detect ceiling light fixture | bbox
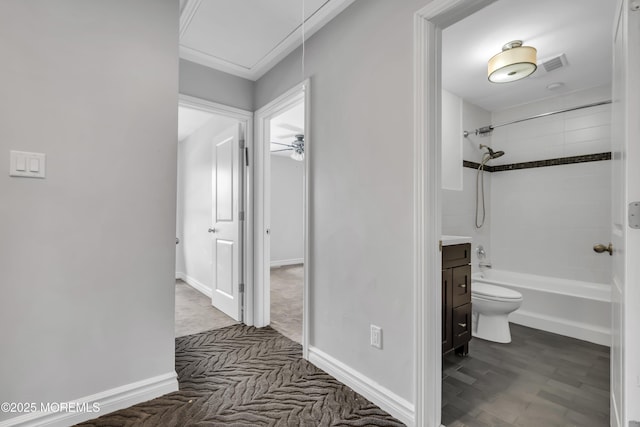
[488,40,537,83]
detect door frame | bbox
[254,80,310,359]
[178,94,255,324]
[414,1,638,426]
[412,1,500,426]
[612,1,640,425]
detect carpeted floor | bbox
[270,264,303,343]
[78,324,404,427]
[175,280,238,337]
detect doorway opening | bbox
[268,102,305,343]
[414,1,622,426]
[175,95,254,336]
[254,81,310,356]
[438,1,614,424]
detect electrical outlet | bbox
[370,325,382,349]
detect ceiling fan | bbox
[271,134,304,161]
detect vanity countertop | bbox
[441,235,472,246]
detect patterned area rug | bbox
[78,325,404,426]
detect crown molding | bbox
[179,0,203,39]
[179,0,356,81]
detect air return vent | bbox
[538,53,568,73]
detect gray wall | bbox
[0,0,178,421]
[180,59,254,111]
[256,0,431,401]
[270,155,304,265]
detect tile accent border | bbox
[463,152,611,173]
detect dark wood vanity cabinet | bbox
[442,243,472,356]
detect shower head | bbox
[479,144,505,159]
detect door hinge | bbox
[239,211,245,221]
[239,283,244,293]
[629,202,640,229]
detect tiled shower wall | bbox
[490,85,612,284]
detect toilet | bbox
[471,282,523,343]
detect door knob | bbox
[593,243,613,256]
[208,227,217,233]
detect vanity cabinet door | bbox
[442,242,472,356]
[452,265,471,307]
[452,304,471,348]
[442,269,453,353]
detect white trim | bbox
[179,0,202,39]
[179,95,253,121]
[270,258,304,268]
[412,7,440,427]
[413,2,495,426]
[302,81,311,361]
[179,46,255,80]
[308,346,415,427]
[178,0,356,81]
[509,310,611,347]
[176,272,212,298]
[177,94,255,325]
[0,372,177,427]
[254,81,310,360]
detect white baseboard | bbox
[0,372,178,427]
[176,272,212,298]
[510,310,611,347]
[270,258,304,268]
[307,346,414,427]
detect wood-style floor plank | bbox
[442,323,610,427]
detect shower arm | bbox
[462,100,612,137]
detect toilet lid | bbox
[472,282,522,300]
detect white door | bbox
[211,123,244,321]
[611,1,640,425]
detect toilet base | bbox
[472,312,512,343]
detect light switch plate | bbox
[10,151,46,178]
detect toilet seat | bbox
[472,282,523,301]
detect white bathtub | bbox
[473,269,611,346]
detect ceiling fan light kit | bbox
[270,134,305,161]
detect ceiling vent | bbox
[538,53,568,73]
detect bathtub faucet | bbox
[479,261,492,269]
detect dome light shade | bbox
[488,40,537,83]
[290,150,304,161]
